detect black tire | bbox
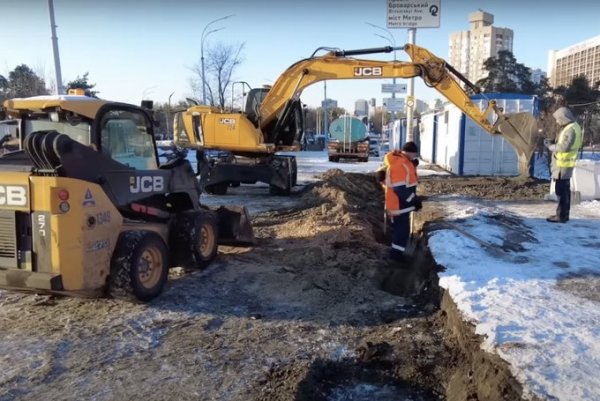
[290,157,297,187]
[205,182,228,195]
[171,211,219,269]
[189,211,219,268]
[269,173,292,196]
[108,231,169,302]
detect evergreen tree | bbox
[66,73,99,97]
[6,65,48,98]
[475,50,536,94]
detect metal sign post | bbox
[381,83,407,93]
[387,0,441,29]
[387,0,441,142]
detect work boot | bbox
[546,215,567,223]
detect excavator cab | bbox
[245,87,269,127]
[245,87,304,148]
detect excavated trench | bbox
[254,242,524,401]
[248,170,542,401]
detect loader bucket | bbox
[495,112,540,159]
[214,205,255,246]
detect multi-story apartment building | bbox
[530,68,547,85]
[449,10,514,84]
[354,99,368,117]
[548,35,600,88]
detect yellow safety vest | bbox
[556,122,582,168]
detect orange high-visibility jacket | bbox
[381,152,418,216]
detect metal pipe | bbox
[406,28,416,142]
[48,0,63,95]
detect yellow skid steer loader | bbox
[0,91,253,301]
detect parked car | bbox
[368,137,381,157]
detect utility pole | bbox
[167,92,175,138]
[48,0,64,95]
[406,28,416,142]
[323,81,328,143]
[201,14,234,105]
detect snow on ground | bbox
[428,198,600,401]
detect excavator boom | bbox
[258,43,538,159]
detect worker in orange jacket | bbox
[376,141,422,262]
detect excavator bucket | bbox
[214,205,255,246]
[495,112,540,159]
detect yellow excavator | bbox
[0,91,253,301]
[173,44,538,194]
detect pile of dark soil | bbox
[419,175,550,200]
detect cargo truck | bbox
[327,116,369,162]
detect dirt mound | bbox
[419,175,549,200]
[252,168,387,254]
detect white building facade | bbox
[548,35,600,88]
[449,10,514,84]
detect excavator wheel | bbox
[269,173,292,196]
[205,182,228,195]
[291,157,298,187]
[172,211,219,269]
[108,231,169,302]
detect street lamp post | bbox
[167,91,174,138]
[48,0,64,95]
[366,22,398,127]
[201,14,234,105]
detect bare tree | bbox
[190,42,245,109]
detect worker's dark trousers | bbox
[390,213,410,261]
[555,178,571,221]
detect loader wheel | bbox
[108,231,169,302]
[190,212,219,268]
[172,211,219,269]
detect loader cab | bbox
[2,99,159,170]
[14,102,159,170]
[95,107,158,170]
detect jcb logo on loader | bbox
[354,67,382,76]
[129,176,164,194]
[0,185,27,206]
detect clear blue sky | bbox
[2,0,600,112]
